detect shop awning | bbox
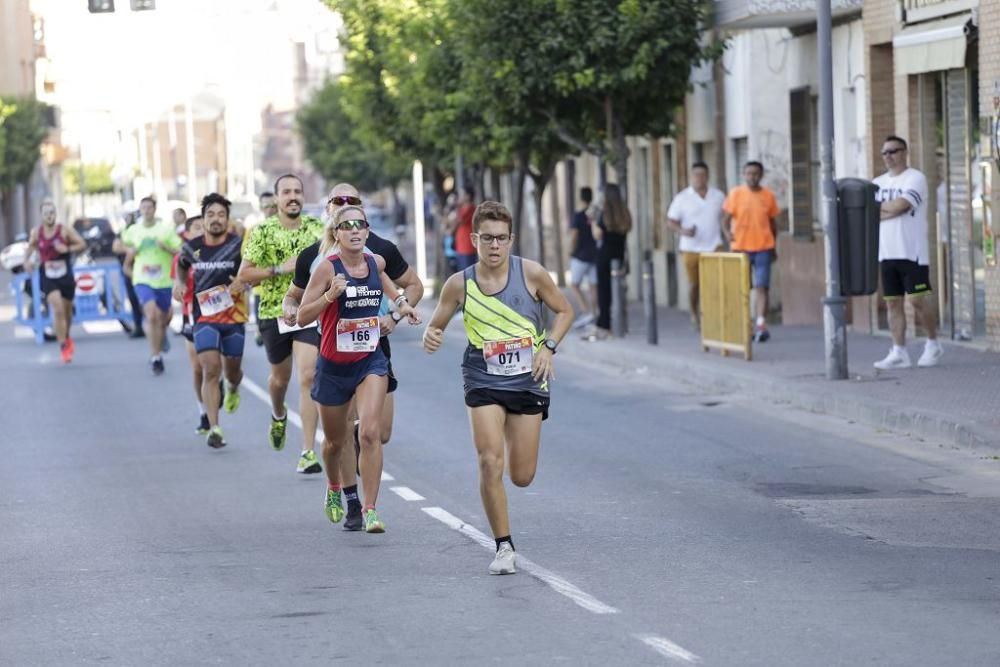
[893,14,972,75]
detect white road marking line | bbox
[422,507,620,615]
[634,634,702,664]
[381,471,395,481]
[14,326,34,339]
[81,320,124,335]
[0,305,17,323]
[390,486,424,501]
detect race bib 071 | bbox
[336,316,379,353]
[44,261,67,280]
[483,337,533,376]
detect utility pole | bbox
[818,0,848,379]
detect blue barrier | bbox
[12,262,132,345]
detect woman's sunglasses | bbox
[335,219,370,231]
[328,195,363,207]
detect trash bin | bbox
[836,177,880,297]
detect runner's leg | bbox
[379,392,395,445]
[468,404,510,539]
[222,354,243,393]
[318,405,350,490]
[268,356,293,417]
[504,413,543,488]
[144,301,162,356]
[46,290,67,343]
[293,340,319,454]
[355,373,389,510]
[199,349,223,427]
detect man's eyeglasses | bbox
[328,195,362,207]
[475,233,511,246]
[335,219,369,231]
[881,148,905,156]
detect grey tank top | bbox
[461,256,548,396]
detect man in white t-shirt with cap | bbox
[667,161,725,329]
[872,135,943,369]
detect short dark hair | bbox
[201,192,232,217]
[259,191,275,201]
[472,200,513,234]
[691,161,709,173]
[140,196,156,208]
[884,135,908,150]
[184,215,202,231]
[744,160,765,172]
[463,184,475,199]
[273,173,303,194]
[580,186,593,204]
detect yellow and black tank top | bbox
[461,256,548,396]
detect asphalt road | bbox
[3,316,1000,666]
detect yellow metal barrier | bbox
[699,252,752,361]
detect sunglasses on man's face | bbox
[335,219,369,231]
[328,195,362,207]
[881,148,905,156]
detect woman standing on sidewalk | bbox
[586,183,632,341]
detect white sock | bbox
[756,316,765,327]
[926,339,940,350]
[892,345,906,354]
[197,401,206,416]
[272,411,286,421]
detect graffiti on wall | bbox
[757,128,790,206]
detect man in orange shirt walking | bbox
[723,161,780,342]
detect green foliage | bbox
[64,161,115,195]
[297,77,409,192]
[0,97,48,189]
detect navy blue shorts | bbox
[135,284,173,312]
[745,250,774,289]
[311,350,389,407]
[194,322,246,357]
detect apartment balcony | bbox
[714,0,863,30]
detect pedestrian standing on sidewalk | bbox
[586,183,631,342]
[667,162,725,329]
[568,186,598,328]
[450,186,478,271]
[872,135,942,369]
[722,161,780,342]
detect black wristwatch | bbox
[543,339,558,354]
[391,311,404,324]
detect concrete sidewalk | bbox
[558,302,1000,450]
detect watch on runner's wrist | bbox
[543,339,558,354]
[391,311,404,323]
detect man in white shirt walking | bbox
[872,135,943,369]
[666,162,725,328]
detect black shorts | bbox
[386,359,398,394]
[465,388,549,421]
[881,260,932,298]
[40,275,75,301]
[258,318,320,364]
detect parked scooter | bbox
[1,233,57,341]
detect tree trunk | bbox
[472,162,485,202]
[512,155,528,257]
[605,95,630,199]
[530,177,546,265]
[549,164,565,287]
[489,168,502,201]
[431,164,449,297]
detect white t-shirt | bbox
[873,167,929,264]
[666,186,725,253]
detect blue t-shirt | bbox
[570,210,597,263]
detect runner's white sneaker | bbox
[873,347,912,370]
[917,340,943,368]
[489,543,516,575]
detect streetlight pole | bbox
[819,0,848,379]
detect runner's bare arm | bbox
[394,266,425,307]
[722,212,733,242]
[236,258,279,287]
[525,259,574,382]
[298,259,342,327]
[422,272,464,353]
[173,262,190,301]
[64,226,87,254]
[282,284,304,326]
[123,247,136,278]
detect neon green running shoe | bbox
[269,411,287,451]
[363,508,385,534]
[297,450,322,474]
[325,488,345,524]
[206,425,226,449]
[223,387,241,414]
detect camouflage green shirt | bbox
[242,215,324,319]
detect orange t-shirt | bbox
[723,185,779,252]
